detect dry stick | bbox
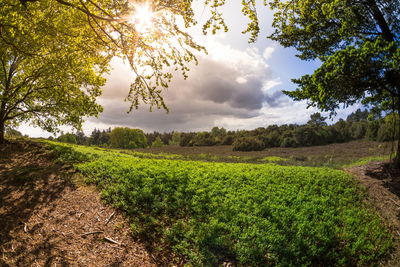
[104,237,122,246]
[105,211,116,225]
[389,197,400,207]
[81,231,104,237]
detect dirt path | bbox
[346,162,400,266]
[0,141,156,266]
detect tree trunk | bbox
[0,120,5,144]
[394,99,400,168]
[395,138,400,168]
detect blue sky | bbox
[19,1,359,137]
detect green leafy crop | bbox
[51,142,393,266]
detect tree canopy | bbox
[261,0,400,113]
[0,0,211,142]
[0,1,108,142]
[267,0,399,162]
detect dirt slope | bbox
[346,163,400,266]
[0,141,156,266]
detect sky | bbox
[19,1,360,137]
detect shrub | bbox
[57,133,77,144]
[233,137,264,151]
[109,127,147,149]
[152,136,164,147]
[280,137,298,147]
[192,132,216,146]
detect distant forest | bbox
[13,109,397,152]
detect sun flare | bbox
[130,4,154,34]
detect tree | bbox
[151,136,164,147]
[169,131,181,146]
[109,127,147,149]
[1,0,209,143]
[0,1,109,143]
[266,0,399,163]
[308,113,327,127]
[57,133,77,144]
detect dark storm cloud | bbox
[89,47,286,131]
[264,90,289,108]
[190,58,267,110]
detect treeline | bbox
[54,109,399,151]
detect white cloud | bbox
[263,46,275,60]
[236,77,247,84]
[263,79,282,91]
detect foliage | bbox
[66,110,395,152]
[233,136,264,151]
[0,1,109,143]
[268,0,400,161]
[89,128,111,146]
[192,132,216,146]
[307,112,327,127]
[109,127,147,149]
[169,131,181,146]
[51,143,393,266]
[151,136,164,148]
[5,128,22,138]
[46,142,89,163]
[377,113,400,142]
[57,133,77,144]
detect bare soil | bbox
[0,141,156,266]
[346,162,400,266]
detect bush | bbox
[179,132,196,146]
[192,132,216,146]
[233,137,264,151]
[151,136,164,147]
[57,133,77,144]
[377,114,399,142]
[280,137,298,147]
[109,127,147,149]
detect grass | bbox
[44,140,394,266]
[343,154,394,168]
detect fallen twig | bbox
[105,211,116,225]
[81,231,103,237]
[389,197,400,207]
[104,237,122,246]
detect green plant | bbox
[233,137,264,151]
[54,142,394,266]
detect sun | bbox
[129,4,155,34]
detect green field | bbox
[47,141,393,266]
